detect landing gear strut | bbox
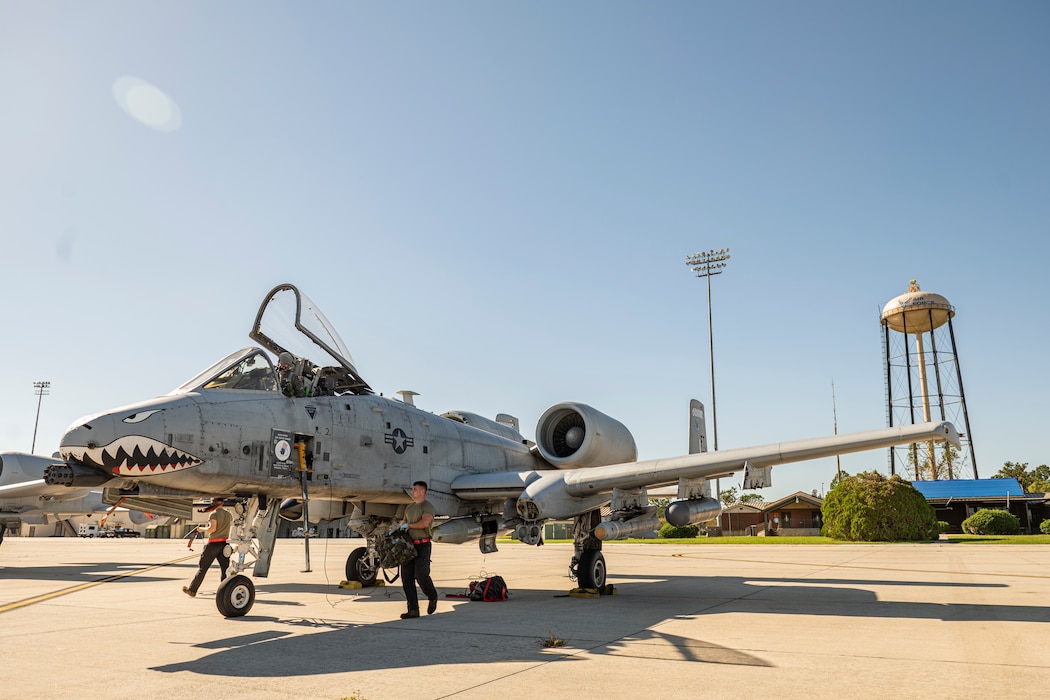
[569,509,607,590]
[345,544,380,586]
[209,495,280,618]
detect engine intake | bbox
[535,402,637,469]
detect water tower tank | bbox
[880,280,955,333]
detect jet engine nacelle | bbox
[664,497,722,527]
[535,402,637,469]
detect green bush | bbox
[937,521,950,534]
[961,509,1020,535]
[1040,519,1050,535]
[821,471,938,541]
[659,522,699,538]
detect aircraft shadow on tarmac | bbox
[0,559,200,584]
[150,574,1044,678]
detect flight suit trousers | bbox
[188,540,230,594]
[401,541,437,611]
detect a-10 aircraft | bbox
[46,283,959,617]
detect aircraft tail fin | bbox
[689,399,707,455]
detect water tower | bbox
[880,280,976,480]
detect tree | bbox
[719,487,737,507]
[650,497,672,520]
[830,470,850,489]
[821,471,938,541]
[1028,464,1050,493]
[938,444,959,480]
[907,443,921,480]
[992,462,1050,493]
[739,492,763,503]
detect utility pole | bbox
[832,379,842,482]
[32,381,51,453]
[685,249,730,451]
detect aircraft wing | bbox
[451,420,960,520]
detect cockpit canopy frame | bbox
[250,283,373,395]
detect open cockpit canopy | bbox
[250,283,372,395]
[169,285,373,396]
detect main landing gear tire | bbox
[346,546,379,586]
[216,574,255,617]
[577,549,607,590]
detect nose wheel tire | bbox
[577,549,606,589]
[216,574,256,617]
[345,546,379,586]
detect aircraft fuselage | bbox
[59,388,543,517]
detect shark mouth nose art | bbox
[64,436,203,476]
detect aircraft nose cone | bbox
[61,422,95,451]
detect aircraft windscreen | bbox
[202,352,279,391]
[170,348,277,393]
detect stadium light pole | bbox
[31,380,51,454]
[685,249,730,452]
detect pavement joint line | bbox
[671,552,1050,579]
[0,554,198,614]
[432,636,603,700]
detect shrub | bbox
[659,522,699,538]
[961,509,1020,535]
[821,471,938,541]
[937,521,950,535]
[1040,519,1050,536]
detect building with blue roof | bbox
[911,478,1046,533]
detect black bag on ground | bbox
[469,575,508,601]
[377,529,416,570]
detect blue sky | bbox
[2,1,1047,499]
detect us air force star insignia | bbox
[384,428,414,454]
[275,439,292,462]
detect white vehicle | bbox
[78,523,98,537]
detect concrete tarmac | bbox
[1,538,1048,699]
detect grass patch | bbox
[541,631,566,648]
[501,534,1050,545]
[505,536,849,544]
[946,534,1050,544]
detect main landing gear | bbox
[209,495,281,618]
[569,509,607,590]
[345,544,381,586]
[216,575,256,617]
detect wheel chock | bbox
[339,580,363,589]
[569,587,600,598]
[568,585,617,598]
